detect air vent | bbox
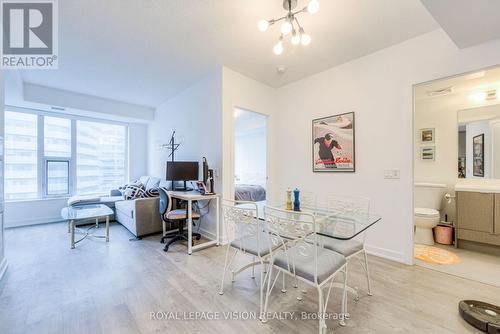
[486,90,497,101]
[51,106,66,111]
[426,86,454,97]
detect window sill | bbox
[5,197,71,204]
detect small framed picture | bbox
[420,128,435,143]
[421,146,435,161]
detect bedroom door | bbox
[234,108,267,202]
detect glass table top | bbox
[236,201,381,240]
[61,204,113,220]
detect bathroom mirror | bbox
[458,104,500,178]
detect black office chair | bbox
[158,187,202,252]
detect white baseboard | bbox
[5,216,64,228]
[364,244,409,265]
[199,227,217,242]
[0,257,8,281]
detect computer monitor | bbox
[166,161,199,191]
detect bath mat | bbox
[414,245,460,265]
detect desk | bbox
[168,191,220,255]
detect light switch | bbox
[384,169,400,179]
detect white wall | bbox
[274,29,500,264]
[129,123,149,181]
[0,70,6,280]
[148,70,223,239]
[221,67,278,207]
[466,121,491,178]
[414,97,460,221]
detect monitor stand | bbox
[173,181,193,192]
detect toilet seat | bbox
[414,207,440,218]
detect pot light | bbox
[258,20,269,32]
[469,92,487,103]
[308,0,320,14]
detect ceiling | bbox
[15,0,440,108]
[421,0,500,49]
[414,65,500,112]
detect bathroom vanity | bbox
[456,180,500,247]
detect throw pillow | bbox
[123,183,145,200]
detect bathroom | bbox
[414,66,500,286]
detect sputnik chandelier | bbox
[258,0,320,55]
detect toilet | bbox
[414,183,447,245]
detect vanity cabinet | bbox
[456,191,500,246]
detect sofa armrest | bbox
[110,189,122,196]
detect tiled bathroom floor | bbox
[415,244,500,287]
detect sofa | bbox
[113,176,164,238]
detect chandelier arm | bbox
[294,16,303,30]
[292,6,308,16]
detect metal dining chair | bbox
[316,195,372,325]
[262,205,348,334]
[218,199,280,319]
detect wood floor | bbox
[1,222,498,334]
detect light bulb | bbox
[281,20,292,35]
[291,30,301,45]
[273,41,284,55]
[258,20,269,32]
[308,0,320,14]
[301,33,311,46]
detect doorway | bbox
[233,108,267,202]
[413,65,500,286]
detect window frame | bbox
[5,106,130,202]
[43,158,71,198]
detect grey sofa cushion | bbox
[319,237,363,257]
[273,245,346,284]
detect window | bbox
[46,160,70,195]
[77,121,126,195]
[4,108,128,201]
[5,111,38,200]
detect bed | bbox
[235,184,266,202]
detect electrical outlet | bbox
[384,169,400,179]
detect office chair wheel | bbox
[163,245,169,252]
[196,235,201,240]
[160,237,166,244]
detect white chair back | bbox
[222,199,262,253]
[327,195,370,216]
[264,205,321,282]
[300,191,317,210]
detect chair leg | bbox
[251,256,256,279]
[340,265,348,326]
[219,245,231,295]
[317,286,327,334]
[259,260,265,320]
[261,264,274,323]
[281,271,286,293]
[362,249,373,296]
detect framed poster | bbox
[420,146,435,161]
[473,134,484,177]
[312,112,355,172]
[420,128,435,143]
